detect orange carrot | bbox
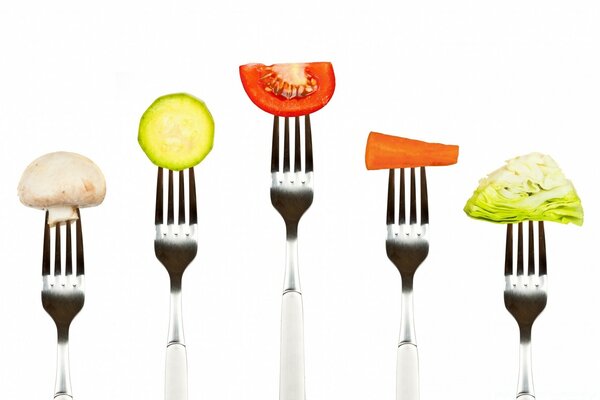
[365,132,459,170]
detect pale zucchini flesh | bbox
[138,93,214,171]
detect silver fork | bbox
[154,167,198,400]
[270,115,314,400]
[385,168,429,400]
[504,221,548,400]
[41,209,85,400]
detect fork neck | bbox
[55,329,73,397]
[400,274,414,292]
[398,274,416,345]
[169,273,183,292]
[517,326,535,397]
[285,223,298,240]
[56,325,70,343]
[283,224,301,294]
[519,324,532,343]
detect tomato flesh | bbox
[262,63,318,100]
[240,62,335,117]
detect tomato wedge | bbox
[239,62,335,117]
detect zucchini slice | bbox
[138,93,214,170]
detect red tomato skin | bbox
[239,62,335,117]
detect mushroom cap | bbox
[18,151,106,224]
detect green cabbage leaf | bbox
[464,153,583,225]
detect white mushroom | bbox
[18,151,106,226]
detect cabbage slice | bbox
[464,152,583,225]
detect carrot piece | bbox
[365,132,459,170]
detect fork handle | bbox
[165,343,188,400]
[280,291,305,400]
[517,395,535,400]
[55,395,72,400]
[396,343,419,400]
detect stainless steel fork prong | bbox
[399,169,406,224]
[504,221,548,400]
[167,170,175,224]
[271,116,280,173]
[75,210,84,276]
[188,168,197,225]
[42,212,51,275]
[409,168,417,224]
[65,220,73,275]
[54,221,61,275]
[517,222,524,275]
[386,167,429,400]
[294,117,301,173]
[271,115,314,400]
[154,167,198,400]
[538,222,547,276]
[156,167,164,225]
[505,222,513,276]
[419,168,428,224]
[178,171,185,224]
[283,117,290,172]
[304,115,313,173]
[386,169,395,225]
[41,210,85,400]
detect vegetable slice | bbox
[239,62,335,117]
[18,151,106,226]
[138,93,214,171]
[365,132,459,170]
[464,152,583,225]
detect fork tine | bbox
[304,114,313,173]
[76,209,84,276]
[189,167,198,225]
[516,222,524,275]
[42,211,51,276]
[155,167,164,225]
[386,169,395,224]
[271,116,279,173]
[420,167,429,225]
[178,170,185,225]
[54,222,61,276]
[409,168,417,224]
[65,220,73,275]
[504,223,513,276]
[294,116,301,172]
[528,221,535,276]
[538,221,547,276]
[283,117,290,172]
[399,169,406,225]
[167,170,174,225]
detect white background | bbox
[0,0,598,399]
